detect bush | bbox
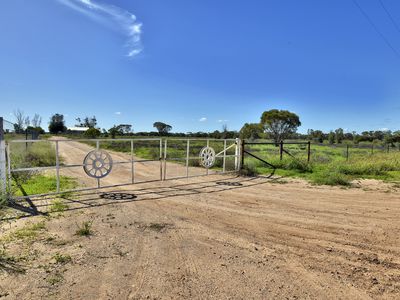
[84,128,101,139]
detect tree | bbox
[260,109,301,143]
[49,114,67,134]
[153,122,172,135]
[84,127,101,138]
[32,114,42,128]
[13,109,26,133]
[308,129,324,143]
[335,128,344,144]
[117,124,132,135]
[75,116,97,128]
[239,123,263,140]
[328,131,335,144]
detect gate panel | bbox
[164,138,241,180]
[6,137,240,199]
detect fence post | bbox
[239,139,244,171]
[0,117,6,196]
[307,141,311,163]
[279,141,283,161]
[346,144,349,161]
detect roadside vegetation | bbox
[243,143,400,186]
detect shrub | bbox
[84,128,101,139]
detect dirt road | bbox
[1,139,400,299]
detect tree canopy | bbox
[75,116,97,128]
[260,109,301,143]
[48,113,67,134]
[153,122,172,135]
[239,123,263,140]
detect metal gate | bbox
[1,136,241,200]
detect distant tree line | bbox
[305,129,400,145]
[12,110,399,144]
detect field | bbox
[242,142,400,185]
[1,137,400,299]
[1,139,400,299]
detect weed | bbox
[46,271,63,285]
[75,221,93,236]
[3,221,46,242]
[310,170,351,186]
[49,199,69,213]
[52,253,72,265]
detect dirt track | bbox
[1,139,400,299]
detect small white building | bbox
[67,127,89,133]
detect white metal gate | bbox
[2,136,241,200]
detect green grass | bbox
[2,221,46,242]
[49,199,69,213]
[13,175,77,196]
[5,138,79,198]
[243,143,400,186]
[75,221,93,236]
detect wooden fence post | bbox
[346,144,349,161]
[279,141,283,161]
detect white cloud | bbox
[199,117,207,122]
[217,119,228,123]
[115,112,121,115]
[57,0,143,57]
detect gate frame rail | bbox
[4,137,242,200]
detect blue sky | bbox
[1,0,400,133]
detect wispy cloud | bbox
[217,119,228,123]
[56,0,143,57]
[114,111,121,115]
[199,117,207,122]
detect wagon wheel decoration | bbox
[83,150,113,179]
[199,146,216,168]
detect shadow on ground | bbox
[2,175,286,221]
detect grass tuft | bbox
[75,221,93,237]
[52,253,72,265]
[49,199,69,213]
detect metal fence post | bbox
[186,139,190,177]
[222,139,227,173]
[346,144,349,161]
[307,141,311,163]
[159,139,163,181]
[206,139,209,175]
[235,138,244,171]
[55,141,60,193]
[239,139,244,170]
[0,117,6,196]
[131,140,135,184]
[163,139,167,181]
[279,141,283,160]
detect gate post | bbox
[0,117,7,196]
[235,138,241,171]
